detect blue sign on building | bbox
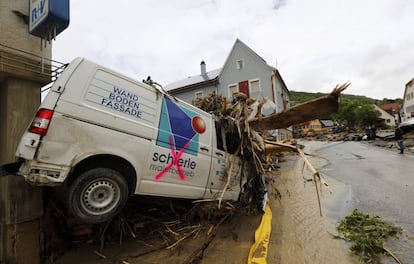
[29,0,70,39]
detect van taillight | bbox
[29,109,54,136]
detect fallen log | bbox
[249,83,349,131]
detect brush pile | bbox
[192,83,349,208]
[337,209,402,263]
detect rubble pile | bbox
[303,131,414,154]
[369,131,414,153]
[194,84,349,201]
[189,84,348,217]
[42,193,238,263]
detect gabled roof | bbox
[379,102,399,114]
[406,78,414,87]
[223,39,290,97]
[320,120,334,127]
[165,68,221,93]
[165,39,283,94]
[221,38,275,73]
[373,104,394,120]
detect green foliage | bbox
[355,103,381,128]
[289,91,377,106]
[333,99,359,129]
[331,98,381,130]
[376,98,403,105]
[289,91,327,106]
[337,209,402,263]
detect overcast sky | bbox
[53,0,414,100]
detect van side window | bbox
[216,124,224,151]
[215,123,239,154]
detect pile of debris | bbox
[368,131,414,153]
[195,83,348,191]
[42,192,239,263]
[303,130,414,154]
[190,84,349,217]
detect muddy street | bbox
[53,140,414,264]
[55,152,356,264]
[265,154,354,264]
[304,141,414,263]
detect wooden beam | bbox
[249,83,350,131]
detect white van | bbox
[15,58,248,223]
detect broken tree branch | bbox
[297,148,325,217]
[263,139,332,216]
[297,148,331,191]
[167,226,201,249]
[249,83,350,131]
[218,144,242,208]
[181,209,233,264]
[383,246,402,264]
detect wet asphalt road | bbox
[303,141,414,264]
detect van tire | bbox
[67,168,129,224]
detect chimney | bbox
[200,60,206,76]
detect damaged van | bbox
[14,57,250,223]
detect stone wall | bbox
[0,0,52,263]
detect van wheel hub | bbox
[81,178,120,215]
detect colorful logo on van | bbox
[154,96,206,181]
[156,96,206,156]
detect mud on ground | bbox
[53,153,355,264]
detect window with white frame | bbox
[250,79,260,93]
[236,59,244,70]
[228,84,238,96]
[195,91,203,99]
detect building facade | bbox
[402,78,414,121]
[373,104,397,127]
[301,119,334,136]
[165,39,291,140]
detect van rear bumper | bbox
[18,160,70,186]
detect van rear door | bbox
[15,58,83,161]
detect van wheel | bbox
[67,168,129,224]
